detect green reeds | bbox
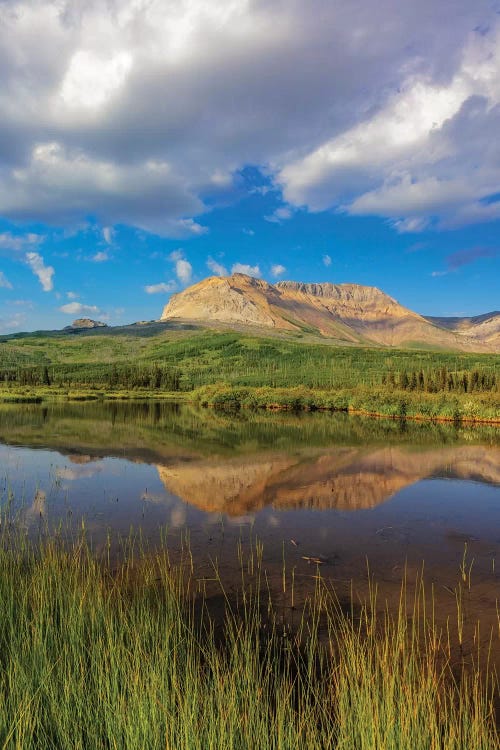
[0,533,497,749]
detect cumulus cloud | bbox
[207,257,228,276]
[25,252,54,291]
[279,27,500,230]
[59,302,100,315]
[165,249,192,284]
[231,263,261,277]
[0,0,498,236]
[270,264,286,278]
[66,291,78,299]
[144,281,177,294]
[322,254,332,267]
[0,271,13,289]
[175,259,192,284]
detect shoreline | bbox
[1,384,499,425]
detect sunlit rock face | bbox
[161,273,494,351]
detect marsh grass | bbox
[0,532,498,749]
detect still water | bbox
[1,401,500,639]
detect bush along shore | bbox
[0,382,499,423]
[193,384,500,424]
[0,533,498,749]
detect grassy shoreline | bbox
[193,384,500,424]
[0,534,498,749]
[1,383,499,424]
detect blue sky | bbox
[0,1,499,333]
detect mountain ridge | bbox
[161,273,499,352]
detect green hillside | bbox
[0,323,499,391]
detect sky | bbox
[0,0,499,333]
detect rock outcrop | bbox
[71,318,108,329]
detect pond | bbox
[1,400,499,654]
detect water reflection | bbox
[156,445,500,514]
[1,401,499,623]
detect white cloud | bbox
[59,302,100,315]
[0,232,43,252]
[207,257,228,276]
[231,263,261,277]
[60,50,133,111]
[264,206,293,223]
[66,291,79,299]
[144,281,177,294]
[102,227,115,244]
[175,259,192,284]
[25,252,54,291]
[0,312,26,332]
[242,228,255,236]
[322,254,332,267]
[0,0,498,236]
[279,27,500,230]
[0,271,13,289]
[91,251,109,263]
[166,248,192,285]
[270,264,286,278]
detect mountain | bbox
[425,312,500,350]
[161,273,495,351]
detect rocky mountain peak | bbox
[159,273,496,351]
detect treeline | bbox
[0,363,182,391]
[382,367,498,394]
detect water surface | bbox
[1,401,499,652]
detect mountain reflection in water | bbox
[2,400,500,668]
[155,445,500,515]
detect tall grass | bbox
[0,533,498,749]
[193,383,500,423]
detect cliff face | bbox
[161,273,494,351]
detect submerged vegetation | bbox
[0,328,498,421]
[0,533,498,749]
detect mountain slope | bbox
[161,273,494,352]
[426,312,500,349]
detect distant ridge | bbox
[425,312,500,349]
[161,273,498,352]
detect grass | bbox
[1,327,499,421]
[193,384,500,423]
[0,531,498,749]
[1,328,499,389]
[0,381,498,422]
